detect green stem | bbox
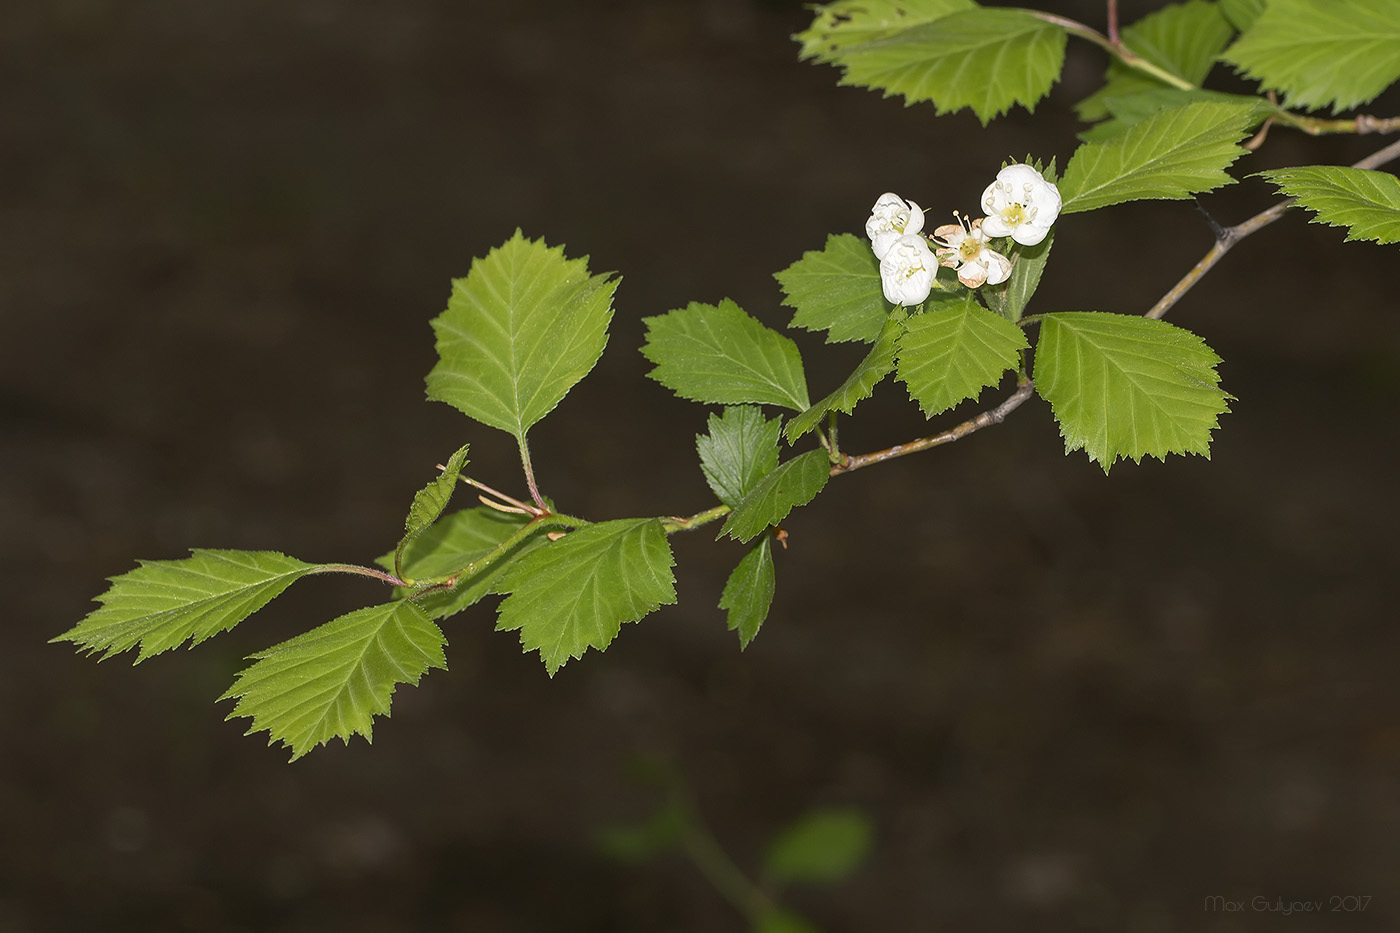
[1022,9,1192,90]
[679,818,775,923]
[518,436,546,511]
[309,563,409,587]
[662,504,730,534]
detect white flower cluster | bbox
[865,163,1061,306]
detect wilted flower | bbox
[933,214,1011,288]
[980,163,1060,247]
[866,192,925,260]
[879,233,937,306]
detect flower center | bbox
[1000,203,1028,227]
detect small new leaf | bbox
[494,519,677,675]
[764,808,873,884]
[1223,0,1400,113]
[395,444,469,580]
[832,8,1067,124]
[641,299,810,411]
[785,311,905,442]
[426,231,618,441]
[1258,166,1400,245]
[721,449,830,543]
[55,550,318,663]
[795,0,974,63]
[696,406,782,509]
[896,292,1028,419]
[1035,312,1231,472]
[220,600,447,761]
[720,537,775,649]
[1060,101,1256,214]
[775,233,890,344]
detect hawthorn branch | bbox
[1147,135,1400,320]
[834,135,1400,473]
[831,378,1036,475]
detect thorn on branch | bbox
[1193,198,1227,242]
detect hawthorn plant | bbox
[57,0,1400,764]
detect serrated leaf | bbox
[1035,312,1230,472]
[426,230,618,441]
[55,550,319,662]
[494,519,676,675]
[220,600,446,761]
[795,0,975,63]
[721,449,830,543]
[1219,0,1265,32]
[386,507,544,619]
[1059,101,1255,213]
[1076,63,1163,124]
[1077,1,1237,126]
[1079,88,1273,143]
[764,809,873,883]
[641,299,810,411]
[896,292,1028,419]
[776,232,890,344]
[832,8,1067,124]
[1258,166,1400,245]
[1223,0,1400,113]
[720,537,775,649]
[696,406,782,509]
[982,227,1053,323]
[1122,0,1235,86]
[785,311,905,442]
[394,444,469,580]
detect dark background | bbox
[3,1,1397,930]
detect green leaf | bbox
[895,292,1028,419]
[426,230,618,441]
[1077,0,1237,126]
[220,600,447,761]
[55,550,318,662]
[696,406,783,509]
[720,537,776,649]
[1219,0,1265,32]
[1223,0,1400,113]
[764,809,873,883]
[394,444,469,580]
[775,232,889,344]
[1120,0,1235,86]
[1078,88,1273,143]
[832,8,1068,124]
[755,910,821,933]
[386,507,544,619]
[494,519,677,675]
[1059,101,1256,213]
[1257,166,1400,245]
[785,311,905,442]
[641,299,810,411]
[795,0,975,63]
[596,800,690,862]
[721,449,830,544]
[1035,312,1230,472]
[982,227,1053,323]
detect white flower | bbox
[866,192,925,260]
[980,163,1061,247]
[932,215,1012,288]
[879,233,937,306]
